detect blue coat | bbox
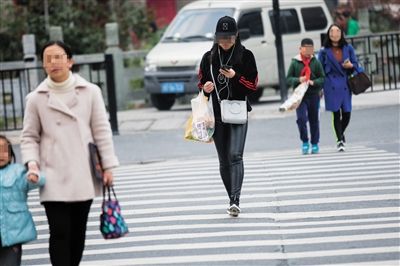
[0,164,45,247]
[318,44,360,112]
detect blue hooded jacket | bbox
[0,164,45,247]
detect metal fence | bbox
[347,31,400,91]
[0,54,118,133]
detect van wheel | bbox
[150,94,176,110]
[248,87,264,103]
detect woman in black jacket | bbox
[197,16,258,217]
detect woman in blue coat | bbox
[0,135,45,265]
[318,24,361,151]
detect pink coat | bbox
[21,74,119,202]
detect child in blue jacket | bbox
[0,135,45,265]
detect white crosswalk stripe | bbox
[22,146,400,265]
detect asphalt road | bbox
[112,104,399,165]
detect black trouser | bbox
[0,239,21,266]
[42,200,93,266]
[333,109,351,142]
[213,119,248,206]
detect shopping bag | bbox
[348,72,372,95]
[184,91,215,142]
[279,82,309,112]
[100,186,129,239]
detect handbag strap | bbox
[102,185,118,201]
[210,64,222,103]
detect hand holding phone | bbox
[221,65,231,71]
[342,58,353,69]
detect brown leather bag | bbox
[348,72,372,95]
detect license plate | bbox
[161,82,184,93]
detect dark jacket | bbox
[286,54,325,97]
[197,46,258,119]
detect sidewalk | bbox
[3,89,399,144]
[117,89,399,133]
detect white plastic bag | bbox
[279,82,309,112]
[186,91,215,142]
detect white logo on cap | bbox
[222,22,228,31]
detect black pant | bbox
[0,240,21,266]
[42,200,92,266]
[333,109,351,142]
[213,119,248,206]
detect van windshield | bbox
[162,8,235,43]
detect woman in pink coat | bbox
[21,41,119,266]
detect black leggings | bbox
[333,109,351,142]
[43,200,93,266]
[0,240,21,266]
[213,119,248,206]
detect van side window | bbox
[268,9,300,35]
[238,11,264,36]
[301,7,328,31]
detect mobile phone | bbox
[221,65,231,71]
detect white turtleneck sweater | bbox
[46,71,76,105]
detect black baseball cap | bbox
[301,38,314,46]
[215,16,238,37]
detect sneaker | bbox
[227,204,241,217]
[302,142,310,155]
[311,144,319,154]
[337,141,345,152]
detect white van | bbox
[144,0,333,110]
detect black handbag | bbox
[88,142,103,180]
[348,71,372,95]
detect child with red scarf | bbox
[286,38,325,154]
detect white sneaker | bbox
[227,204,241,217]
[337,141,345,152]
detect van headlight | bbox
[145,62,157,72]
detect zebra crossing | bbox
[22,145,400,265]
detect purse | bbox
[348,71,372,95]
[220,99,247,124]
[210,64,247,124]
[88,142,103,180]
[100,186,129,239]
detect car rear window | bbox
[301,7,328,31]
[268,9,301,35]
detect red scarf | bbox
[300,55,311,81]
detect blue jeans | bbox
[296,95,320,145]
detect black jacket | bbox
[197,46,258,118]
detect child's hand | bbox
[299,76,307,83]
[308,80,314,86]
[27,173,39,183]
